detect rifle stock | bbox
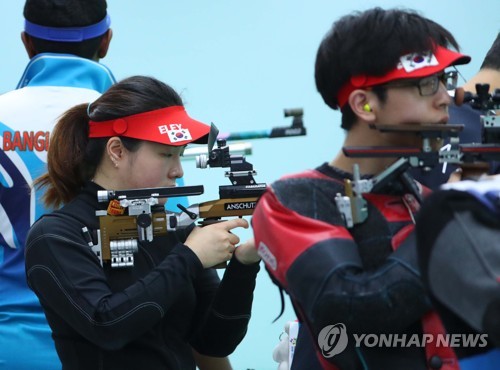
[199,196,261,219]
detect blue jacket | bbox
[0,53,115,370]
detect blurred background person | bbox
[0,1,114,368]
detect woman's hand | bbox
[184,218,249,268]
[234,238,261,265]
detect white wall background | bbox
[1,1,499,369]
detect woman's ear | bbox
[106,137,124,166]
[348,90,376,122]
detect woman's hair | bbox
[24,0,108,59]
[314,7,460,130]
[34,75,183,208]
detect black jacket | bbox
[25,181,259,370]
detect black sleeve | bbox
[190,257,260,356]
[25,214,204,351]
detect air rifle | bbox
[177,108,304,220]
[335,84,500,228]
[167,108,304,212]
[181,108,306,159]
[167,139,267,229]
[351,83,500,166]
[88,185,204,268]
[216,108,306,141]
[89,109,303,267]
[89,141,266,268]
[336,119,500,228]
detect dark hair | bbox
[315,7,460,130]
[23,0,108,59]
[480,32,500,70]
[34,75,184,208]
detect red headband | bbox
[88,106,210,146]
[337,45,471,108]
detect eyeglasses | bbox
[380,71,458,96]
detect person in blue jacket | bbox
[0,1,115,369]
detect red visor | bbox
[88,106,210,146]
[337,45,471,108]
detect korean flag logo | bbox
[398,51,438,72]
[166,124,192,143]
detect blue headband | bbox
[24,14,111,42]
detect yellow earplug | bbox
[362,103,371,112]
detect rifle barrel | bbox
[98,185,204,202]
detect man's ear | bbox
[21,32,37,58]
[348,89,376,123]
[97,29,113,59]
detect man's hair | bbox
[23,0,108,59]
[480,33,500,70]
[315,7,460,130]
